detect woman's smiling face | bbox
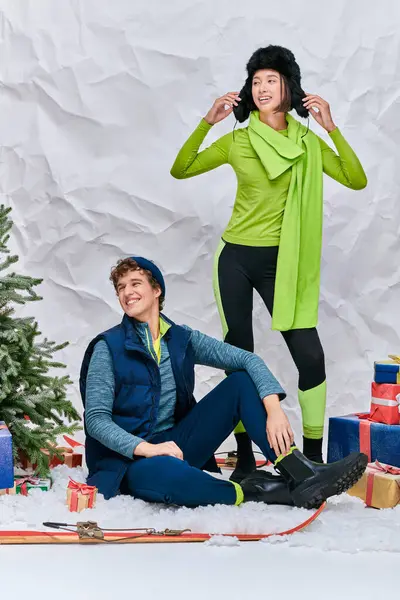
[252,69,284,115]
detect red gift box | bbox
[19,436,84,470]
[370,382,400,425]
[46,446,82,469]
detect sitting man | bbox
[80,256,367,508]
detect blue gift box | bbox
[0,421,14,489]
[328,414,400,468]
[374,361,400,384]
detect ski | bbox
[0,502,325,545]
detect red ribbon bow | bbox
[14,476,42,497]
[63,435,84,449]
[369,460,400,476]
[67,478,96,512]
[67,478,95,494]
[365,460,400,506]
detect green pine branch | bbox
[0,204,81,477]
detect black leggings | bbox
[215,241,326,392]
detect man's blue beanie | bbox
[130,256,165,297]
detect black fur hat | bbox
[233,45,309,122]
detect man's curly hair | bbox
[110,257,165,310]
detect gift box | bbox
[348,460,400,509]
[374,355,400,384]
[46,446,83,469]
[49,436,84,468]
[66,478,97,513]
[328,413,400,468]
[0,422,14,490]
[370,382,400,425]
[0,485,16,496]
[15,476,51,495]
[19,436,83,470]
[0,476,51,496]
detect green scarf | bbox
[248,111,323,331]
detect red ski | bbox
[0,502,326,545]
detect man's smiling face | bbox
[116,268,161,320]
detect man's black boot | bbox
[229,432,257,483]
[240,471,294,506]
[275,448,368,509]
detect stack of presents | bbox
[328,355,400,509]
[0,426,97,512]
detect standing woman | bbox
[170,45,367,482]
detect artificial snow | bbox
[1,464,399,553]
[205,535,240,547]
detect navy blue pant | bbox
[122,371,280,507]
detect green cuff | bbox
[234,421,246,434]
[274,445,299,465]
[232,481,244,506]
[298,381,327,440]
[303,425,324,439]
[200,118,213,130]
[328,127,342,141]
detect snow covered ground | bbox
[1,464,399,599]
[1,541,399,600]
[1,464,400,552]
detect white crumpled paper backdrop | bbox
[1,0,399,446]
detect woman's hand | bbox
[263,395,294,457]
[204,92,241,125]
[134,441,183,460]
[302,94,336,133]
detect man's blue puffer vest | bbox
[80,314,218,499]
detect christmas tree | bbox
[0,204,81,475]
